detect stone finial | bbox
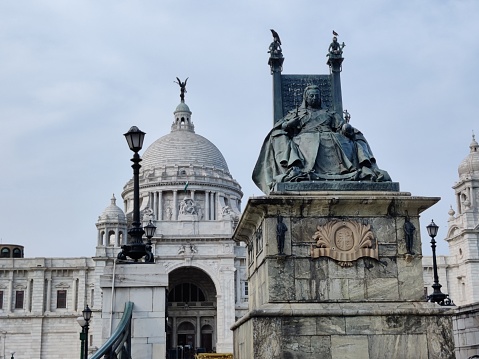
[448,205,456,220]
[470,131,478,152]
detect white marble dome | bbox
[98,194,126,223]
[142,130,229,172]
[458,135,479,178]
[141,99,230,173]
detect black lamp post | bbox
[83,305,92,359]
[426,220,454,306]
[117,126,155,263]
[77,316,86,359]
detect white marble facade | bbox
[0,98,247,358]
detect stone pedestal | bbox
[232,191,455,359]
[100,263,168,359]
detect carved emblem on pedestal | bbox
[311,220,378,267]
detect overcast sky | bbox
[0,0,478,258]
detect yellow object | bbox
[194,354,233,359]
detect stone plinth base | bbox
[232,302,455,359]
[232,192,455,358]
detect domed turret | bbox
[96,194,127,248]
[458,134,479,179]
[98,194,126,223]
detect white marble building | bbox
[422,135,479,306]
[0,95,248,359]
[421,135,479,358]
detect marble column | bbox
[172,316,177,348]
[205,192,210,220]
[45,278,52,312]
[7,272,13,312]
[173,190,178,220]
[212,192,216,220]
[158,191,163,221]
[26,279,32,312]
[72,278,78,311]
[196,316,201,349]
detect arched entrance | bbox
[167,267,217,358]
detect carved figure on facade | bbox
[461,192,471,211]
[255,225,263,254]
[403,215,416,255]
[190,244,198,254]
[179,197,198,215]
[222,205,232,217]
[311,220,378,266]
[221,205,239,225]
[165,206,173,220]
[142,207,154,222]
[276,215,287,255]
[178,245,186,255]
[253,85,391,194]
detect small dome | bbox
[458,134,479,178]
[175,102,191,113]
[98,195,126,223]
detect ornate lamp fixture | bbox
[77,305,92,359]
[144,220,156,263]
[117,126,155,263]
[426,220,454,306]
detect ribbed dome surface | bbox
[99,195,126,222]
[142,130,229,172]
[458,136,479,177]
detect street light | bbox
[426,220,454,306]
[117,126,155,263]
[76,317,86,359]
[144,220,157,263]
[77,305,92,359]
[10,353,14,359]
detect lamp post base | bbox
[118,243,154,263]
[428,291,454,306]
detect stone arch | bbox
[0,247,10,258]
[447,225,460,239]
[12,248,22,258]
[167,264,219,354]
[165,262,222,295]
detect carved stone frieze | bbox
[310,220,378,266]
